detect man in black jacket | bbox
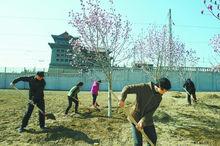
[11,71,46,133]
[183,78,197,105]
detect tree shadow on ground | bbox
[203,103,220,110]
[175,112,218,127]
[26,125,99,144]
[171,112,220,143]
[78,107,126,121]
[78,112,126,122]
[174,125,220,144]
[195,102,220,114]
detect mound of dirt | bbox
[172,92,185,98]
[210,94,220,98]
[202,93,220,99]
[154,111,172,123]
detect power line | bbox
[0,16,68,21]
[1,15,220,30]
[174,24,220,30]
[132,22,220,30]
[0,33,49,37]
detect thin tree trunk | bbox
[107,71,112,117]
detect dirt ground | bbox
[0,89,220,146]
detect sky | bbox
[0,0,219,69]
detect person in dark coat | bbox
[118,77,171,146]
[183,78,197,105]
[11,71,46,133]
[65,82,84,115]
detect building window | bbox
[56,59,59,62]
[57,49,60,52]
[61,54,64,57]
[56,54,60,57]
[61,59,64,62]
[65,59,68,62]
[61,49,65,52]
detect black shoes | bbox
[40,126,48,131]
[75,111,80,114]
[18,127,25,133]
[18,126,48,133]
[95,103,100,107]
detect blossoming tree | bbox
[133,25,199,82]
[201,0,220,20]
[201,0,220,67]
[68,0,132,117]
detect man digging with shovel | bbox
[10,71,55,133]
[183,78,197,105]
[118,78,171,146]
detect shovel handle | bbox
[183,88,191,96]
[12,86,46,115]
[110,90,154,146]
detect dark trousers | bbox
[21,98,45,128]
[131,124,157,146]
[92,94,97,105]
[187,93,197,105]
[65,96,79,114]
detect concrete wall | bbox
[0,68,220,91]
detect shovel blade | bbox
[45,113,56,120]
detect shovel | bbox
[183,88,198,104]
[183,88,191,97]
[12,85,56,120]
[111,90,154,146]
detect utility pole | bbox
[133,47,136,65]
[168,9,173,66]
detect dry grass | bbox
[0,89,219,146]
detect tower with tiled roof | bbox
[48,32,78,72]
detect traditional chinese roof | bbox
[49,31,80,49]
[51,31,79,43]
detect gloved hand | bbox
[29,100,34,105]
[10,82,15,87]
[29,96,38,104]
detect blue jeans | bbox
[131,124,157,146]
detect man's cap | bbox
[36,71,45,77]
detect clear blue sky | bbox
[0,0,219,69]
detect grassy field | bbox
[0,89,220,146]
